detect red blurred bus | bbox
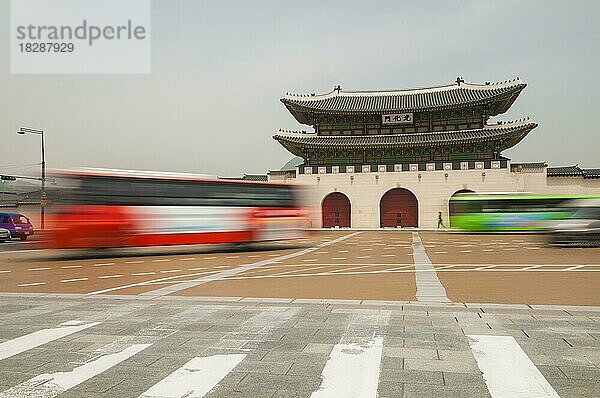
[47,169,307,249]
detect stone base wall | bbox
[286,164,600,229]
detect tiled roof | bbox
[546,166,600,178]
[242,174,268,181]
[282,78,526,124]
[546,166,582,176]
[219,174,269,182]
[510,162,547,170]
[583,169,600,179]
[273,120,537,154]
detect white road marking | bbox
[356,256,371,259]
[434,251,448,254]
[153,259,171,263]
[272,265,326,276]
[412,233,449,303]
[88,233,361,296]
[247,255,260,258]
[0,321,99,361]
[563,264,585,271]
[434,264,465,270]
[0,343,150,398]
[98,274,123,279]
[328,265,372,274]
[473,264,503,271]
[138,354,246,398]
[214,265,230,269]
[382,254,396,257]
[187,267,206,271]
[61,265,82,269]
[179,257,197,261]
[93,262,114,267]
[61,278,88,283]
[160,269,181,274]
[0,270,11,273]
[338,250,349,253]
[225,256,239,259]
[467,335,560,398]
[17,282,45,287]
[140,307,297,397]
[504,248,517,251]
[125,260,145,264]
[310,310,389,398]
[203,257,216,260]
[519,264,546,271]
[303,259,318,262]
[461,250,473,253]
[132,272,155,276]
[28,267,51,271]
[332,257,347,260]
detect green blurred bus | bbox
[449,192,600,231]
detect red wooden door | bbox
[322,193,351,228]
[380,188,418,227]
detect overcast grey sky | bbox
[1,0,599,178]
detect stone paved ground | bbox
[0,294,598,397]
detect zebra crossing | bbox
[0,301,589,397]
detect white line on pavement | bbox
[0,344,151,398]
[159,269,181,273]
[61,265,82,269]
[563,264,585,271]
[28,267,51,271]
[88,232,362,297]
[411,232,450,303]
[125,260,145,264]
[0,321,99,361]
[17,282,45,287]
[467,335,560,398]
[519,264,546,271]
[98,274,123,279]
[61,278,88,283]
[132,272,155,276]
[93,263,114,267]
[310,309,389,398]
[139,354,246,398]
[0,270,11,273]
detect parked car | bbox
[0,227,10,242]
[0,213,35,241]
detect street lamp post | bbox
[17,127,46,230]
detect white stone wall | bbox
[286,165,600,228]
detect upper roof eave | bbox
[281,78,527,124]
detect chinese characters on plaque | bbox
[381,113,413,125]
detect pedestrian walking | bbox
[437,211,445,228]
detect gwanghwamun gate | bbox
[261,77,600,229]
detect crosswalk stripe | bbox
[0,321,99,361]
[311,337,383,398]
[139,354,246,398]
[311,309,390,398]
[467,335,560,398]
[0,344,151,398]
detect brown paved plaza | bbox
[0,231,598,305]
